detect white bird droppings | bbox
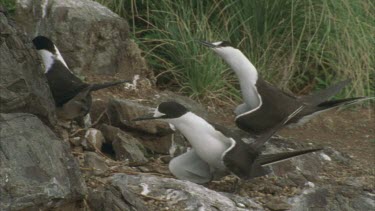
[41,0,49,18]
[140,183,150,195]
[320,153,332,161]
[124,75,140,90]
[169,123,176,131]
[305,181,315,188]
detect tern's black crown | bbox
[32,36,56,53]
[218,41,232,47]
[158,101,188,118]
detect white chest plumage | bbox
[214,47,261,110]
[167,113,231,170]
[38,46,69,73]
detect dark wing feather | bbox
[235,78,302,134]
[256,148,322,166]
[222,138,264,179]
[45,60,88,106]
[250,106,305,151]
[223,106,304,179]
[299,79,351,105]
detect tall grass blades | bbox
[97,0,374,103]
[1,0,16,14]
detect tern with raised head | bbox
[199,40,371,135]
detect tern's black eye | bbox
[158,101,188,118]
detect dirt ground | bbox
[279,107,375,169]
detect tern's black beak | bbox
[198,40,217,48]
[132,114,160,121]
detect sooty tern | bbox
[32,36,130,121]
[200,40,371,135]
[133,101,322,184]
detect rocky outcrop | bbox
[83,128,105,151]
[87,173,264,211]
[0,12,56,125]
[289,185,375,211]
[106,98,190,156]
[84,152,109,176]
[101,124,148,163]
[107,98,172,135]
[15,0,152,79]
[137,131,189,156]
[83,148,375,211]
[0,113,86,210]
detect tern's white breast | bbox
[168,112,230,170]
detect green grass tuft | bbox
[97,0,374,104]
[1,0,16,14]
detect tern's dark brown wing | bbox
[256,148,323,166]
[45,60,88,106]
[221,137,268,179]
[250,106,305,150]
[235,78,303,135]
[299,79,351,105]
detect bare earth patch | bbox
[279,107,375,168]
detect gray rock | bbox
[322,147,352,164]
[87,185,148,211]
[262,138,323,178]
[0,113,86,210]
[265,197,292,210]
[137,131,189,156]
[136,134,175,155]
[84,152,109,176]
[89,98,109,124]
[83,128,105,151]
[88,173,264,211]
[70,136,83,147]
[107,98,172,135]
[0,13,56,125]
[113,133,149,164]
[153,90,208,118]
[289,186,375,211]
[15,0,151,79]
[167,132,190,157]
[101,124,148,163]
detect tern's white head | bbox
[199,40,258,79]
[200,40,259,88]
[199,41,244,63]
